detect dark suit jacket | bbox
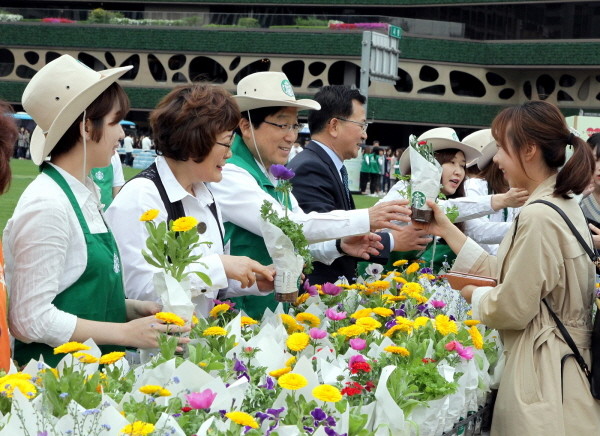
[288,141,391,284]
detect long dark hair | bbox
[0,101,17,193]
[434,148,465,231]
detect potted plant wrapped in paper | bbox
[260,165,313,303]
[407,135,442,223]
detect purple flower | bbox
[430,300,446,309]
[349,354,366,366]
[325,308,347,321]
[385,319,397,329]
[37,432,48,436]
[233,358,248,373]
[326,416,337,427]
[309,328,327,339]
[303,279,318,297]
[322,282,342,296]
[270,164,295,180]
[349,338,366,351]
[261,376,275,390]
[185,389,217,410]
[395,308,406,317]
[304,426,315,433]
[311,407,327,421]
[267,407,285,418]
[213,299,236,309]
[420,267,433,274]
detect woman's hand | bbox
[491,187,529,210]
[123,315,191,351]
[220,255,275,288]
[460,285,477,304]
[256,266,276,292]
[412,200,453,238]
[125,299,162,321]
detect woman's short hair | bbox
[51,82,130,160]
[151,84,240,162]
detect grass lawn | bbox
[1,159,379,233]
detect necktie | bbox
[340,165,351,204]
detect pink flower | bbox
[322,282,342,296]
[430,300,446,309]
[185,389,217,410]
[309,328,327,339]
[325,308,347,321]
[444,340,473,360]
[303,279,318,297]
[349,354,366,366]
[445,340,460,351]
[349,338,366,351]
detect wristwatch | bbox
[335,238,345,255]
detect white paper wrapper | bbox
[259,219,304,295]
[409,146,442,215]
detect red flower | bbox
[350,361,372,374]
[422,358,437,364]
[341,381,363,396]
[364,381,376,392]
[181,407,192,413]
[418,140,428,145]
[244,347,253,352]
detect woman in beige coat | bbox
[418,101,600,435]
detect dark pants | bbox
[360,172,370,193]
[125,152,133,166]
[370,173,379,193]
[17,146,28,159]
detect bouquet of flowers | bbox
[408,135,443,223]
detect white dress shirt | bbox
[463,177,519,255]
[4,164,106,347]
[210,159,371,265]
[123,136,134,153]
[105,157,265,317]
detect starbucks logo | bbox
[94,171,104,181]
[281,80,295,97]
[113,252,120,274]
[412,191,426,208]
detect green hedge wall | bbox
[121,0,548,4]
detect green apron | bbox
[225,136,290,319]
[90,164,114,211]
[14,164,127,367]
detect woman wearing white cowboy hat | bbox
[106,83,276,318]
[3,55,189,367]
[463,129,528,255]
[210,71,412,318]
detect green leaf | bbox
[193,271,213,287]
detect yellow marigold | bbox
[296,312,320,328]
[381,294,405,303]
[337,324,366,337]
[394,316,415,333]
[171,216,198,232]
[209,303,231,318]
[414,294,428,304]
[393,259,408,267]
[192,315,200,325]
[383,324,403,337]
[72,352,98,364]
[469,326,484,350]
[285,356,297,367]
[120,421,155,436]
[372,307,394,317]
[355,317,382,332]
[280,313,297,326]
[312,384,342,402]
[294,292,310,306]
[369,280,390,291]
[401,282,424,295]
[393,277,408,284]
[464,319,481,327]
[269,367,292,378]
[414,316,430,329]
[384,345,410,356]
[155,311,185,326]
[225,411,259,429]
[355,284,367,291]
[405,262,420,274]
[139,385,171,396]
[0,374,37,399]
[241,316,258,326]
[286,332,310,352]
[203,326,228,336]
[139,209,159,222]
[435,314,458,336]
[98,351,126,365]
[419,273,436,280]
[278,372,308,390]
[351,308,373,319]
[53,341,91,355]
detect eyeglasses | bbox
[336,117,369,133]
[216,133,235,149]
[263,120,304,134]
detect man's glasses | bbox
[336,117,369,133]
[263,120,305,134]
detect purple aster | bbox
[311,407,327,421]
[270,164,295,180]
[322,282,342,296]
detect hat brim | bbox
[29,65,132,165]
[399,139,482,175]
[467,140,497,169]
[233,95,321,113]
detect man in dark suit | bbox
[288,86,431,284]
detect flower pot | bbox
[274,267,300,303]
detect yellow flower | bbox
[419,273,436,280]
[394,316,415,333]
[192,315,200,326]
[414,316,430,329]
[296,312,320,328]
[72,352,98,364]
[414,294,428,304]
[155,311,185,326]
[99,351,126,365]
[351,308,373,319]
[405,262,420,274]
[241,316,258,326]
[369,280,390,291]
[199,362,208,367]
[278,372,308,390]
[355,317,382,332]
[393,277,408,284]
[467,310,473,316]
[469,326,484,350]
[372,307,394,317]
[171,216,199,232]
[381,294,404,303]
[0,373,37,399]
[401,282,424,295]
[294,292,311,306]
[53,341,91,355]
[286,332,310,352]
[384,345,410,356]
[312,384,342,402]
[209,303,230,318]
[280,313,298,327]
[120,421,155,436]
[464,319,481,327]
[203,326,228,336]
[337,324,366,337]
[285,356,296,367]
[269,367,292,378]
[435,314,458,336]
[393,259,408,267]
[139,385,171,396]
[383,324,403,337]
[225,411,259,429]
[139,209,159,222]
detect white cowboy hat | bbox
[462,129,496,169]
[22,54,132,165]
[399,127,482,174]
[233,71,321,112]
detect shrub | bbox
[295,17,329,27]
[87,8,124,24]
[237,17,260,28]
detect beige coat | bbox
[454,175,600,435]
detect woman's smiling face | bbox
[440,150,466,196]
